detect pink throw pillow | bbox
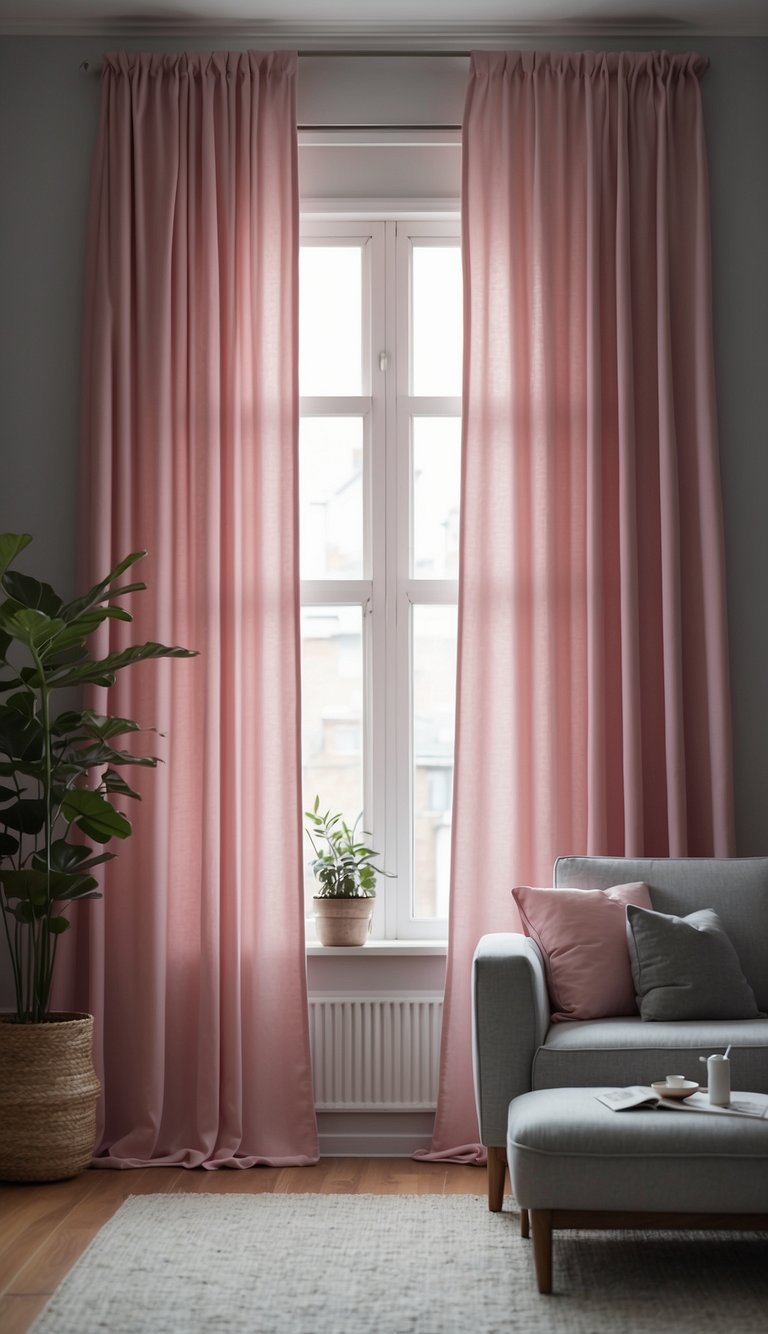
[512,882,653,1022]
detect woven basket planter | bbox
[0,1012,100,1183]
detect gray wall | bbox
[0,35,766,857]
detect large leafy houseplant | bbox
[0,532,196,1024]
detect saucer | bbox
[651,1080,700,1099]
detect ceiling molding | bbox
[1,18,767,39]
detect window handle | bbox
[378,351,389,372]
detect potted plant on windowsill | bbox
[305,797,389,946]
[0,532,196,1182]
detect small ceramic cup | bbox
[665,1075,687,1087]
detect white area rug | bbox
[32,1194,768,1334]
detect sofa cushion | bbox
[512,882,652,1022]
[626,904,762,1021]
[532,1016,768,1093]
[508,1087,768,1214]
[554,857,768,1011]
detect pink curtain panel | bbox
[63,51,318,1167]
[423,50,735,1161]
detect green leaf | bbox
[32,841,115,876]
[13,899,38,923]
[0,534,33,580]
[70,741,158,770]
[0,605,66,651]
[52,878,101,902]
[5,691,37,718]
[1,571,64,617]
[64,854,113,875]
[49,710,88,736]
[0,868,51,906]
[36,839,92,872]
[101,768,142,800]
[59,552,147,622]
[49,640,197,687]
[44,645,90,670]
[0,799,46,834]
[52,666,117,689]
[45,916,70,935]
[0,710,44,762]
[41,607,135,662]
[79,712,144,741]
[0,758,41,780]
[0,867,99,907]
[61,788,131,843]
[51,872,100,901]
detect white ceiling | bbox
[0,0,766,34]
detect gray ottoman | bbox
[507,1087,768,1293]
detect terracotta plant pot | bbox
[0,1011,101,1183]
[313,896,374,946]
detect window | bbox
[300,219,462,939]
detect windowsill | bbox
[306,939,448,957]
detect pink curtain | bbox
[425,50,735,1160]
[62,52,318,1167]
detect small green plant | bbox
[304,796,387,898]
[0,533,196,1023]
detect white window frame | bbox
[300,214,460,941]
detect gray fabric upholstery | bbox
[507,1087,768,1213]
[472,933,550,1145]
[533,1017,768,1093]
[626,904,762,1020]
[555,857,768,1010]
[472,858,768,1147]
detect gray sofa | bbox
[472,856,768,1209]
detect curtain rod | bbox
[77,55,466,126]
[79,51,472,75]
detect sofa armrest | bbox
[472,933,550,1147]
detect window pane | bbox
[300,246,363,395]
[300,418,363,579]
[412,605,457,919]
[412,418,461,578]
[301,605,364,912]
[411,244,462,396]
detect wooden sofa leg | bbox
[487,1145,507,1212]
[530,1209,553,1294]
[520,1208,529,1238]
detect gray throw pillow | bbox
[625,904,762,1021]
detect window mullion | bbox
[367,221,390,940]
[394,220,415,940]
[374,218,399,942]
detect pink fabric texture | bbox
[60,52,318,1167]
[512,882,652,1021]
[423,50,735,1161]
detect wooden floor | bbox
[0,1158,486,1334]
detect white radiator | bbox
[308,995,443,1111]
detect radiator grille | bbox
[308,995,443,1111]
